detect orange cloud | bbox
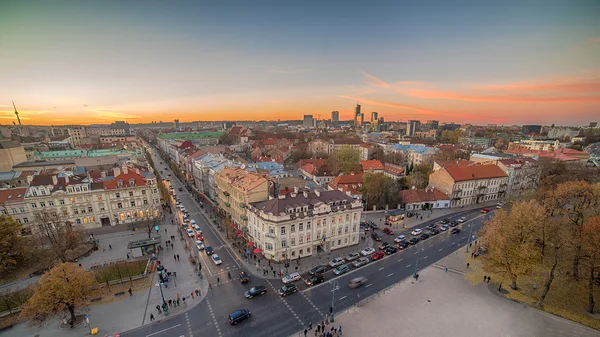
[360,70,390,88]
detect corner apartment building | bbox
[247,189,362,261]
[496,158,539,194]
[428,164,508,208]
[0,188,30,234]
[215,167,269,227]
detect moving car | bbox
[305,274,325,286]
[278,284,298,296]
[411,228,423,236]
[348,277,368,288]
[229,309,251,325]
[378,242,390,250]
[282,272,301,284]
[211,254,222,265]
[352,257,370,268]
[195,240,205,250]
[371,232,382,241]
[371,251,385,260]
[238,271,249,283]
[440,224,450,231]
[397,241,409,250]
[309,265,328,275]
[419,233,430,240]
[496,202,503,209]
[345,252,360,262]
[186,229,195,237]
[244,286,267,299]
[429,228,440,236]
[458,217,467,223]
[384,246,398,255]
[441,218,450,224]
[361,247,376,256]
[205,246,214,255]
[481,208,490,213]
[408,237,420,245]
[451,228,461,234]
[394,235,406,243]
[382,227,394,235]
[329,257,345,268]
[369,222,379,230]
[178,187,183,192]
[333,264,349,275]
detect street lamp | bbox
[465,223,474,253]
[414,247,424,278]
[155,282,168,314]
[329,280,339,323]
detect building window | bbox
[0,209,6,215]
[76,219,81,224]
[142,190,146,195]
[31,203,37,208]
[87,206,93,213]
[338,227,342,235]
[117,203,123,209]
[291,224,295,233]
[291,238,296,245]
[317,220,321,227]
[116,193,120,198]
[117,180,123,188]
[344,238,348,244]
[130,201,136,207]
[281,240,287,248]
[74,209,79,214]
[23,217,29,223]
[299,236,303,244]
[63,210,68,216]
[75,187,80,192]
[11,208,17,214]
[338,239,341,246]
[281,226,286,235]
[19,207,25,213]
[291,251,296,257]
[129,191,134,197]
[40,202,46,207]
[143,199,148,205]
[48,201,54,206]
[299,223,303,231]
[31,190,38,196]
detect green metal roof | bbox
[158,132,223,140]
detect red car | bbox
[382,228,394,235]
[481,208,490,213]
[371,251,385,261]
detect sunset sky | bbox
[0,0,599,126]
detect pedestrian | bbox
[304,328,308,337]
[317,325,321,333]
[472,252,475,258]
[191,291,195,298]
[174,254,177,260]
[338,325,342,335]
[171,243,174,249]
[217,277,220,283]
[445,266,448,272]
[173,271,177,277]
[150,313,155,321]
[177,254,180,261]
[102,246,106,252]
[109,244,112,250]
[209,282,212,289]
[168,299,172,307]
[128,288,133,296]
[182,296,186,305]
[177,293,180,301]
[309,322,312,330]
[177,298,180,306]
[484,275,487,282]
[156,304,162,313]
[487,276,491,283]
[165,228,167,233]
[126,253,130,259]
[467,262,470,269]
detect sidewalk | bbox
[1,213,209,337]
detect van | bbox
[348,277,368,288]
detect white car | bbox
[345,252,360,262]
[193,225,202,233]
[457,217,467,223]
[211,254,222,265]
[190,219,197,226]
[440,224,450,231]
[496,203,503,209]
[411,228,423,236]
[186,229,195,237]
[394,235,406,243]
[282,272,301,284]
[195,240,205,250]
[361,247,376,256]
[329,257,345,268]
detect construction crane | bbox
[12,101,23,136]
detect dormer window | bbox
[117,180,123,188]
[129,179,135,187]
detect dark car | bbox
[441,218,450,224]
[384,246,398,255]
[278,284,298,296]
[409,237,420,245]
[379,242,390,250]
[451,228,461,234]
[205,246,214,255]
[369,222,379,230]
[238,271,249,283]
[229,309,251,325]
[382,227,394,235]
[425,224,436,230]
[244,285,267,299]
[371,232,382,241]
[397,241,409,249]
[309,265,328,275]
[178,187,183,192]
[305,274,325,286]
[419,233,430,240]
[429,228,440,236]
[450,221,459,227]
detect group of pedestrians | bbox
[174,254,180,261]
[305,323,342,337]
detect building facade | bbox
[215,167,269,228]
[0,141,27,171]
[247,189,362,262]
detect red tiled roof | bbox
[229,126,243,135]
[328,173,363,196]
[384,164,405,176]
[0,188,27,204]
[436,159,478,169]
[29,174,55,187]
[444,164,507,182]
[360,160,384,171]
[103,171,147,189]
[296,158,328,168]
[497,158,537,168]
[400,188,449,203]
[262,138,280,146]
[332,139,362,145]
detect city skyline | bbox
[1,1,599,126]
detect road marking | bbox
[452,242,455,245]
[266,279,305,328]
[206,300,222,337]
[185,313,193,337]
[146,324,182,337]
[406,264,411,268]
[414,252,418,255]
[398,259,403,262]
[439,249,443,252]
[388,273,394,277]
[429,245,433,248]
[300,292,324,316]
[378,267,384,271]
[339,295,347,300]
[330,286,340,292]
[365,283,372,288]
[423,256,428,259]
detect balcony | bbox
[478,185,487,190]
[225,202,230,207]
[265,232,276,239]
[223,192,230,197]
[241,216,248,221]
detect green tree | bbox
[439,129,465,144]
[330,145,360,175]
[0,215,31,274]
[406,164,432,189]
[362,173,397,210]
[21,263,95,327]
[384,151,404,165]
[218,132,238,145]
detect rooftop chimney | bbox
[303,191,308,198]
[113,167,121,177]
[294,186,299,194]
[101,171,107,179]
[123,165,129,174]
[315,190,321,197]
[52,175,58,185]
[278,194,286,199]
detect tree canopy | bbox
[330,145,361,175]
[362,173,401,210]
[32,211,87,263]
[0,215,31,274]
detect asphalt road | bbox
[124,146,492,337]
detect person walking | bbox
[171,243,174,249]
[128,288,133,296]
[217,277,220,283]
[487,276,491,283]
[156,304,162,314]
[467,262,470,269]
[484,275,487,282]
[338,325,342,335]
[304,328,308,337]
[109,244,112,250]
[209,282,212,289]
[191,291,195,298]
[309,322,312,330]
[177,254,180,261]
[174,254,177,260]
[150,313,155,321]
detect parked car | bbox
[329,257,345,268]
[282,272,301,284]
[333,264,350,275]
[449,221,458,227]
[345,252,360,262]
[178,187,183,192]
[397,241,410,249]
[429,228,440,236]
[440,224,450,231]
[348,277,368,288]
[305,274,325,286]
[384,246,398,255]
[244,285,267,299]
[451,228,461,234]
[352,257,370,268]
[205,246,214,255]
[190,219,197,226]
[278,284,298,297]
[211,254,222,265]
[369,222,379,230]
[361,247,376,256]
[371,232,382,241]
[441,218,450,224]
[394,235,406,243]
[371,251,385,260]
[481,208,490,213]
[195,240,205,250]
[411,228,423,236]
[309,265,328,275]
[238,271,249,283]
[496,202,503,209]
[419,233,430,240]
[229,309,251,325]
[186,229,195,237]
[408,237,420,245]
[378,242,390,250]
[458,217,467,223]
[382,227,394,235]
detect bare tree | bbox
[32,211,86,263]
